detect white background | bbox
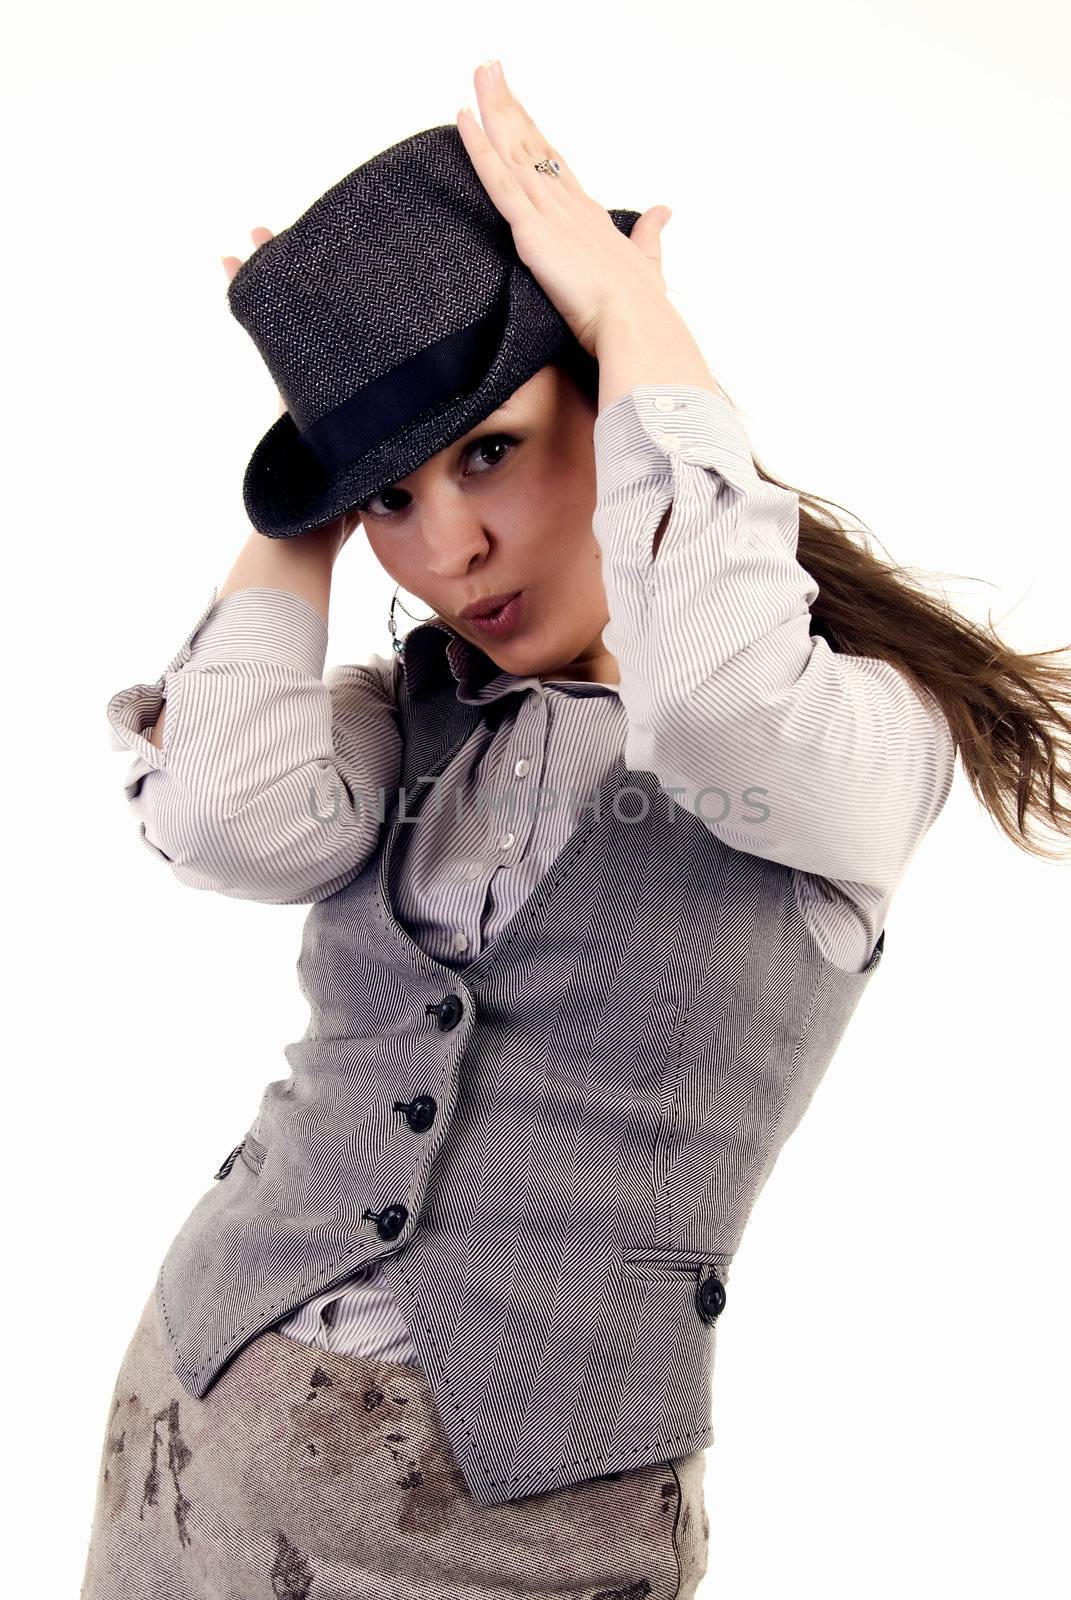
[4,1,1068,1594]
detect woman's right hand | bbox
[222,227,359,551]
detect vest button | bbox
[696,1274,726,1323]
[406,1095,437,1132]
[427,994,464,1030]
[377,1205,408,1241]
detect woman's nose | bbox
[421,510,493,578]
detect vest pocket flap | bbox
[620,1247,728,1273]
[240,1134,267,1174]
[213,1133,267,1180]
[621,1248,730,1322]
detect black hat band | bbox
[300,293,509,478]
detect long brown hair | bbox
[555,347,1071,860]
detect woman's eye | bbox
[358,433,518,522]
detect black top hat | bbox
[226,122,642,539]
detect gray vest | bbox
[155,619,885,1506]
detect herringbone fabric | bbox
[145,616,885,1507]
[104,384,955,1378]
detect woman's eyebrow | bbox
[375,401,526,495]
[460,397,523,436]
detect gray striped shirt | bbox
[107,382,956,1366]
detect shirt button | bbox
[514,758,531,777]
[656,431,682,454]
[653,395,677,412]
[498,831,515,850]
[452,930,469,952]
[466,862,482,881]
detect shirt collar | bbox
[398,617,619,705]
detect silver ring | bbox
[533,156,562,178]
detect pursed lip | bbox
[459,589,523,620]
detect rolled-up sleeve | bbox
[106,586,402,903]
[591,383,956,922]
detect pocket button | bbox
[696,1273,726,1323]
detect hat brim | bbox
[241,207,640,539]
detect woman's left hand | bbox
[455,60,673,358]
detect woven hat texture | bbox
[226,121,641,538]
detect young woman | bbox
[81,60,1071,1600]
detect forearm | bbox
[595,299,729,413]
[147,524,344,750]
[108,587,403,903]
[218,524,344,620]
[589,380,957,893]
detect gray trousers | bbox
[80,1287,710,1598]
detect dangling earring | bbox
[388,585,438,654]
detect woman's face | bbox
[356,362,618,684]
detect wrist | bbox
[594,293,680,346]
[593,298,723,410]
[291,510,353,558]
[217,524,341,620]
